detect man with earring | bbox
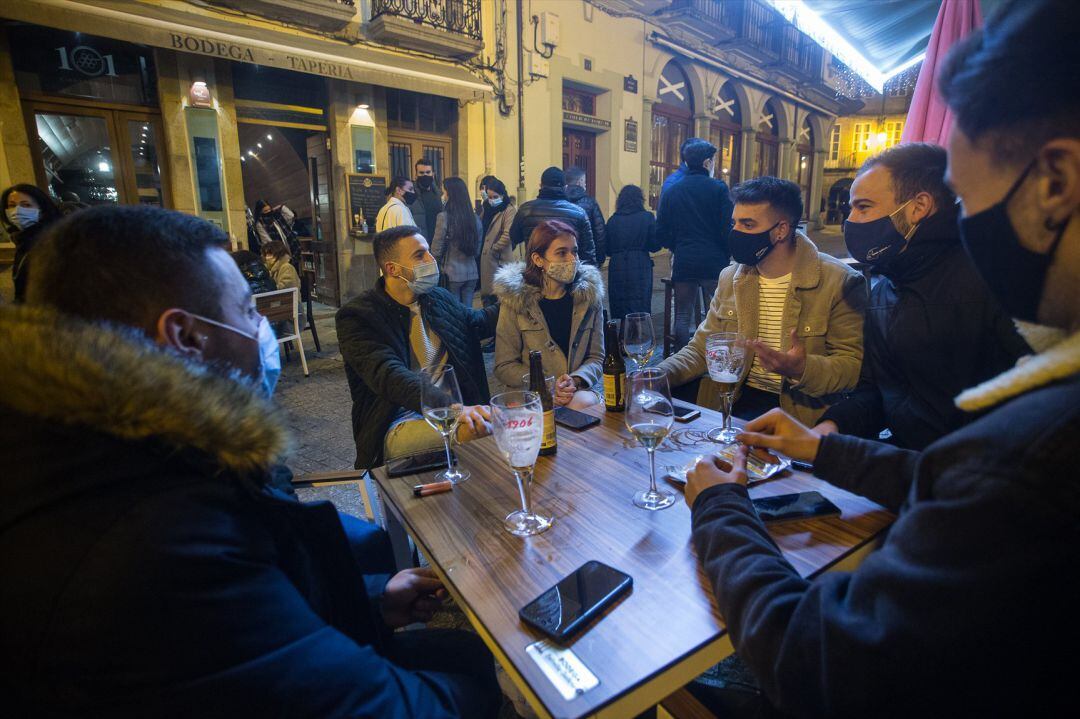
[658,176,865,426]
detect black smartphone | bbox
[386,448,457,478]
[672,401,701,423]
[554,406,600,430]
[752,491,841,523]
[519,560,632,642]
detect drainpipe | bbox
[516,0,526,197]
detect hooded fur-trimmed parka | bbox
[492,261,605,390]
[0,305,484,718]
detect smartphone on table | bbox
[386,448,457,478]
[554,406,601,430]
[672,400,701,423]
[519,560,633,642]
[752,491,841,523]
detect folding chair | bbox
[254,287,309,377]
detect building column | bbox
[212,59,246,244]
[778,139,794,181]
[739,129,755,180]
[693,112,711,141]
[810,148,828,230]
[641,98,655,189]
[0,30,34,191]
[154,49,198,218]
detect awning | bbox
[1,0,491,101]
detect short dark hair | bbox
[387,176,411,196]
[540,166,564,188]
[731,177,803,227]
[939,0,1080,165]
[415,158,432,169]
[261,239,291,260]
[681,138,716,169]
[859,143,956,210]
[373,224,423,268]
[486,176,508,198]
[564,166,586,185]
[27,205,228,332]
[1,183,61,232]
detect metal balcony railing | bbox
[370,0,482,40]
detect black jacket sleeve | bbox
[817,355,887,438]
[813,432,920,513]
[508,208,524,249]
[715,181,734,253]
[467,302,499,340]
[644,214,662,253]
[588,199,607,265]
[576,212,597,266]
[335,306,423,413]
[655,192,674,252]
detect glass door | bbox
[26,100,168,208]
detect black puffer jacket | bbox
[819,207,1029,449]
[508,187,596,265]
[336,281,497,470]
[232,251,278,295]
[564,185,607,264]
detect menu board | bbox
[347,173,387,231]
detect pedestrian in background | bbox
[656,138,734,349]
[2,183,61,303]
[605,184,661,320]
[478,176,517,305]
[261,239,300,292]
[564,166,607,265]
[430,176,483,306]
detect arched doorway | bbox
[796,117,815,220]
[709,82,742,186]
[753,99,780,178]
[650,59,694,207]
[827,177,854,224]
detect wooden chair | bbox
[254,287,309,377]
[658,687,718,719]
[291,469,377,522]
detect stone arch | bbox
[758,97,790,141]
[654,58,696,117]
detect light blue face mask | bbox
[189,312,280,397]
[397,259,440,295]
[487,196,503,207]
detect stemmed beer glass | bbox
[704,332,746,444]
[420,364,470,484]
[490,391,553,536]
[625,368,676,510]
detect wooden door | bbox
[306,134,340,306]
[387,132,453,183]
[562,128,596,193]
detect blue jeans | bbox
[448,279,477,307]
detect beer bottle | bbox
[603,320,626,411]
[529,350,557,456]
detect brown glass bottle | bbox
[529,350,557,455]
[603,320,626,411]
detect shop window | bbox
[351,125,376,174]
[386,89,455,134]
[186,107,228,229]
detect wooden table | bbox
[370,403,893,719]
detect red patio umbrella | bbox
[901,0,984,145]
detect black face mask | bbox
[416,176,434,191]
[959,160,1069,323]
[403,190,418,205]
[843,200,916,266]
[729,221,780,266]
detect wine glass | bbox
[420,364,470,484]
[625,368,676,511]
[704,332,746,445]
[490,391,553,536]
[623,312,655,370]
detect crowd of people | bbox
[1,0,1077,715]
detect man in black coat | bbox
[681,2,1080,714]
[508,166,597,264]
[407,158,443,242]
[655,138,734,349]
[564,165,607,264]
[336,225,497,471]
[0,206,501,718]
[817,143,1029,449]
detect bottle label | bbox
[541,410,557,450]
[604,372,624,409]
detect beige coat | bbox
[479,204,519,296]
[658,232,866,426]
[493,261,605,390]
[266,257,300,292]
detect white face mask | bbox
[394,259,440,295]
[544,259,578,284]
[6,206,40,230]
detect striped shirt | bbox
[746,272,791,394]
